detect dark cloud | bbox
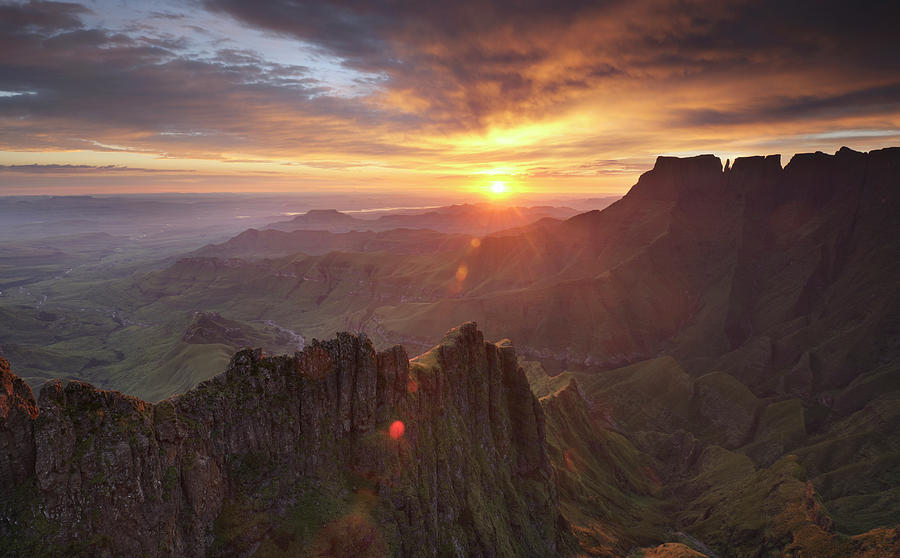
[6,0,899,141]
[205,0,900,128]
[675,82,900,127]
[41,28,110,48]
[204,0,627,128]
[148,11,186,21]
[0,1,87,32]
[0,2,417,158]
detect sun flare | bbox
[489,181,508,195]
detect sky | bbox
[0,0,899,195]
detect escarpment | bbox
[0,322,561,557]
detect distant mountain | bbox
[191,227,475,259]
[266,208,361,231]
[264,202,581,235]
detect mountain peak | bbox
[286,208,357,223]
[626,148,900,204]
[304,208,345,216]
[627,153,724,201]
[729,153,782,173]
[653,153,721,170]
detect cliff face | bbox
[0,322,560,557]
[444,147,899,381]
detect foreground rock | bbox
[0,322,561,557]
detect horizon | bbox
[1,145,894,198]
[2,0,899,196]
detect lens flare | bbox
[455,263,468,282]
[389,420,405,440]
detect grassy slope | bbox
[526,354,900,557]
[538,375,669,555]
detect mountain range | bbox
[1,147,898,556]
[263,203,586,235]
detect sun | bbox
[478,178,516,199]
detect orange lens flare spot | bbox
[455,263,468,282]
[470,237,481,248]
[389,420,405,440]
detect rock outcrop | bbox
[0,357,38,488]
[0,322,561,557]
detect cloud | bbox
[673,82,900,127]
[522,158,654,178]
[204,0,900,128]
[0,163,193,173]
[202,0,630,128]
[0,1,418,159]
[0,1,87,33]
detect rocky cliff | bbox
[0,322,561,557]
[413,147,900,379]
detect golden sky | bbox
[1,0,898,195]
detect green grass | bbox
[524,360,669,554]
[575,356,694,433]
[520,357,573,398]
[690,371,760,448]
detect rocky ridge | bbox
[0,322,561,557]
